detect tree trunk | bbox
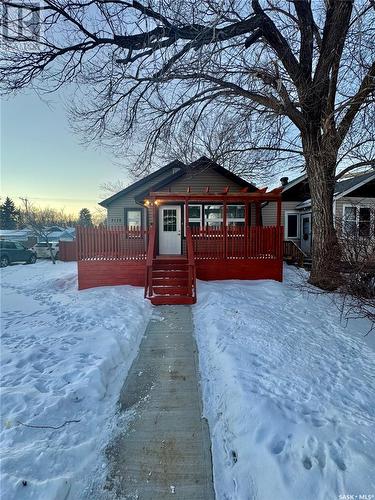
[45,237,56,264]
[306,145,341,290]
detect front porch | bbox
[76,188,284,304]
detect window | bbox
[359,207,371,237]
[227,204,245,227]
[285,212,300,239]
[4,242,16,249]
[344,205,373,237]
[163,209,177,232]
[343,206,357,234]
[204,205,223,228]
[14,242,25,250]
[125,209,142,229]
[188,205,202,230]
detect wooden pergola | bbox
[146,186,283,228]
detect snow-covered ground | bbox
[194,267,375,500]
[1,261,151,499]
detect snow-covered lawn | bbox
[194,267,375,500]
[1,261,151,499]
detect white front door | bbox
[301,213,312,255]
[159,205,181,255]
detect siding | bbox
[106,169,177,226]
[156,167,256,226]
[262,201,302,241]
[335,196,375,220]
[158,167,248,193]
[108,166,253,226]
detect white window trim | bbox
[342,203,374,235]
[227,204,246,225]
[184,204,202,236]
[284,211,300,240]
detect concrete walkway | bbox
[105,306,215,500]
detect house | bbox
[276,170,375,256]
[45,230,75,242]
[0,229,37,248]
[76,157,284,304]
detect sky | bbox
[1,90,132,216]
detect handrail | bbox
[283,239,306,265]
[144,225,156,298]
[186,226,196,300]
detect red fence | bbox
[191,225,283,260]
[76,226,147,261]
[59,240,77,261]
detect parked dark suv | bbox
[0,240,37,267]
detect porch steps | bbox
[148,259,196,306]
[150,295,196,305]
[303,257,312,271]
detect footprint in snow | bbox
[329,442,347,471]
[271,438,285,455]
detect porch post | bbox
[223,200,227,259]
[152,200,157,228]
[255,203,261,226]
[185,198,189,227]
[276,198,281,227]
[185,198,189,252]
[152,200,157,259]
[245,203,249,259]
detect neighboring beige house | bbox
[273,170,375,255]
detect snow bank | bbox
[193,267,375,500]
[1,261,151,499]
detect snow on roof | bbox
[47,230,74,240]
[334,170,375,196]
[0,229,34,237]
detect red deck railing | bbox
[76,226,147,261]
[186,226,197,300]
[77,225,283,263]
[191,225,283,260]
[144,225,156,298]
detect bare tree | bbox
[20,199,60,263]
[2,1,374,289]
[336,206,375,328]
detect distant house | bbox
[45,230,75,243]
[0,227,76,247]
[0,229,37,248]
[275,171,375,256]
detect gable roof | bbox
[281,174,307,192]
[334,171,375,198]
[99,160,186,207]
[186,156,257,191]
[292,170,375,209]
[101,157,257,207]
[283,172,375,208]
